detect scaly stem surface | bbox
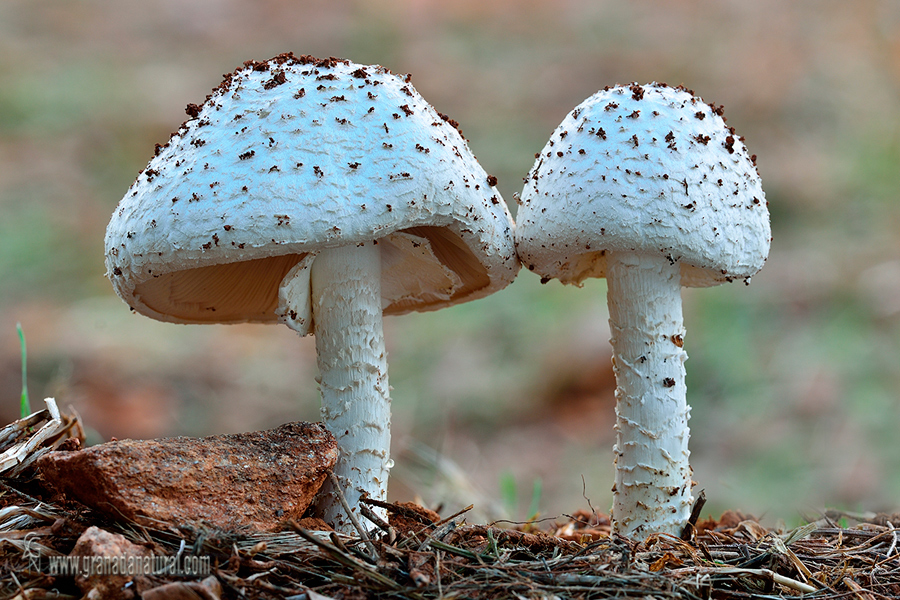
[607,251,692,538]
[305,242,391,531]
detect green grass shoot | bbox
[499,472,543,522]
[17,323,30,418]
[499,471,517,518]
[527,477,543,522]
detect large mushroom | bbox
[105,53,519,531]
[515,83,770,538]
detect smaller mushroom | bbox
[515,83,771,538]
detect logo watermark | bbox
[23,534,212,578]
[46,554,212,577]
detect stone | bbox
[69,526,152,600]
[142,575,222,600]
[38,422,337,532]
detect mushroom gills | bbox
[380,231,463,310]
[275,231,465,335]
[134,227,490,324]
[135,253,307,323]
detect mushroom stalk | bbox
[606,251,692,538]
[307,242,391,531]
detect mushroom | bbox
[515,83,770,538]
[105,53,519,531]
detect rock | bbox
[38,422,337,532]
[142,575,222,600]
[70,526,152,600]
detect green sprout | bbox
[499,472,544,522]
[17,323,30,418]
[499,471,518,518]
[527,477,543,522]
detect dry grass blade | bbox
[843,576,878,600]
[0,399,61,473]
[327,472,378,559]
[671,566,818,594]
[289,523,402,590]
[0,399,83,478]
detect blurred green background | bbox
[2,0,899,524]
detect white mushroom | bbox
[515,83,770,538]
[105,54,519,531]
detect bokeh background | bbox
[2,0,899,524]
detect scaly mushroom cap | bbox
[516,83,770,287]
[106,53,518,327]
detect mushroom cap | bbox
[515,83,770,287]
[106,54,518,326]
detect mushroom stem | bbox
[308,242,391,531]
[606,251,692,538]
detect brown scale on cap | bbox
[724,135,736,154]
[630,83,645,101]
[263,71,287,89]
[437,112,463,137]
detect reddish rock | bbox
[142,575,222,600]
[70,526,152,600]
[38,422,337,532]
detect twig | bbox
[680,489,706,540]
[359,503,397,545]
[436,504,474,528]
[580,474,598,517]
[485,528,500,561]
[0,480,48,509]
[435,542,443,597]
[328,472,379,559]
[360,496,433,524]
[0,398,63,474]
[885,521,897,558]
[843,576,877,600]
[330,531,376,565]
[671,566,818,594]
[426,539,480,560]
[289,524,402,590]
[398,504,473,551]
[419,517,464,552]
[781,519,823,546]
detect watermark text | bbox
[46,554,211,577]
